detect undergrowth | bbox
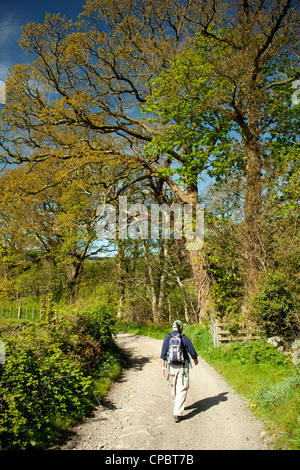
[0,305,123,450]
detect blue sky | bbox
[0,0,86,82]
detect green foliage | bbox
[143,42,236,187]
[91,341,123,402]
[267,144,300,216]
[256,374,300,408]
[291,417,300,450]
[0,326,91,449]
[0,305,121,450]
[255,374,300,450]
[78,303,117,347]
[251,270,298,339]
[208,257,243,318]
[203,179,245,318]
[210,340,290,366]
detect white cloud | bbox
[0,10,26,82]
[0,14,20,47]
[0,64,9,82]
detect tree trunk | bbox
[66,259,83,302]
[158,238,169,319]
[188,249,211,320]
[175,274,189,324]
[184,184,212,320]
[242,95,264,295]
[150,174,212,321]
[141,239,159,322]
[116,238,126,319]
[142,238,171,323]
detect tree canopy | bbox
[0,0,299,333]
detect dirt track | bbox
[54,333,271,451]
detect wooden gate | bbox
[211,317,262,347]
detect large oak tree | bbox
[0,0,299,317]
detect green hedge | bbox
[0,305,119,450]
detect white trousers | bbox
[168,361,189,416]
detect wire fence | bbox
[0,305,43,321]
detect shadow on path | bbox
[183,392,229,420]
[119,339,152,372]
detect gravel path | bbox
[53,333,271,451]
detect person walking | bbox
[160,320,198,422]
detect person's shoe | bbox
[174,415,182,423]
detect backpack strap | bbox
[177,331,193,376]
[174,328,189,384]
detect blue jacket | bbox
[160,330,198,361]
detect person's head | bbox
[172,320,183,332]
